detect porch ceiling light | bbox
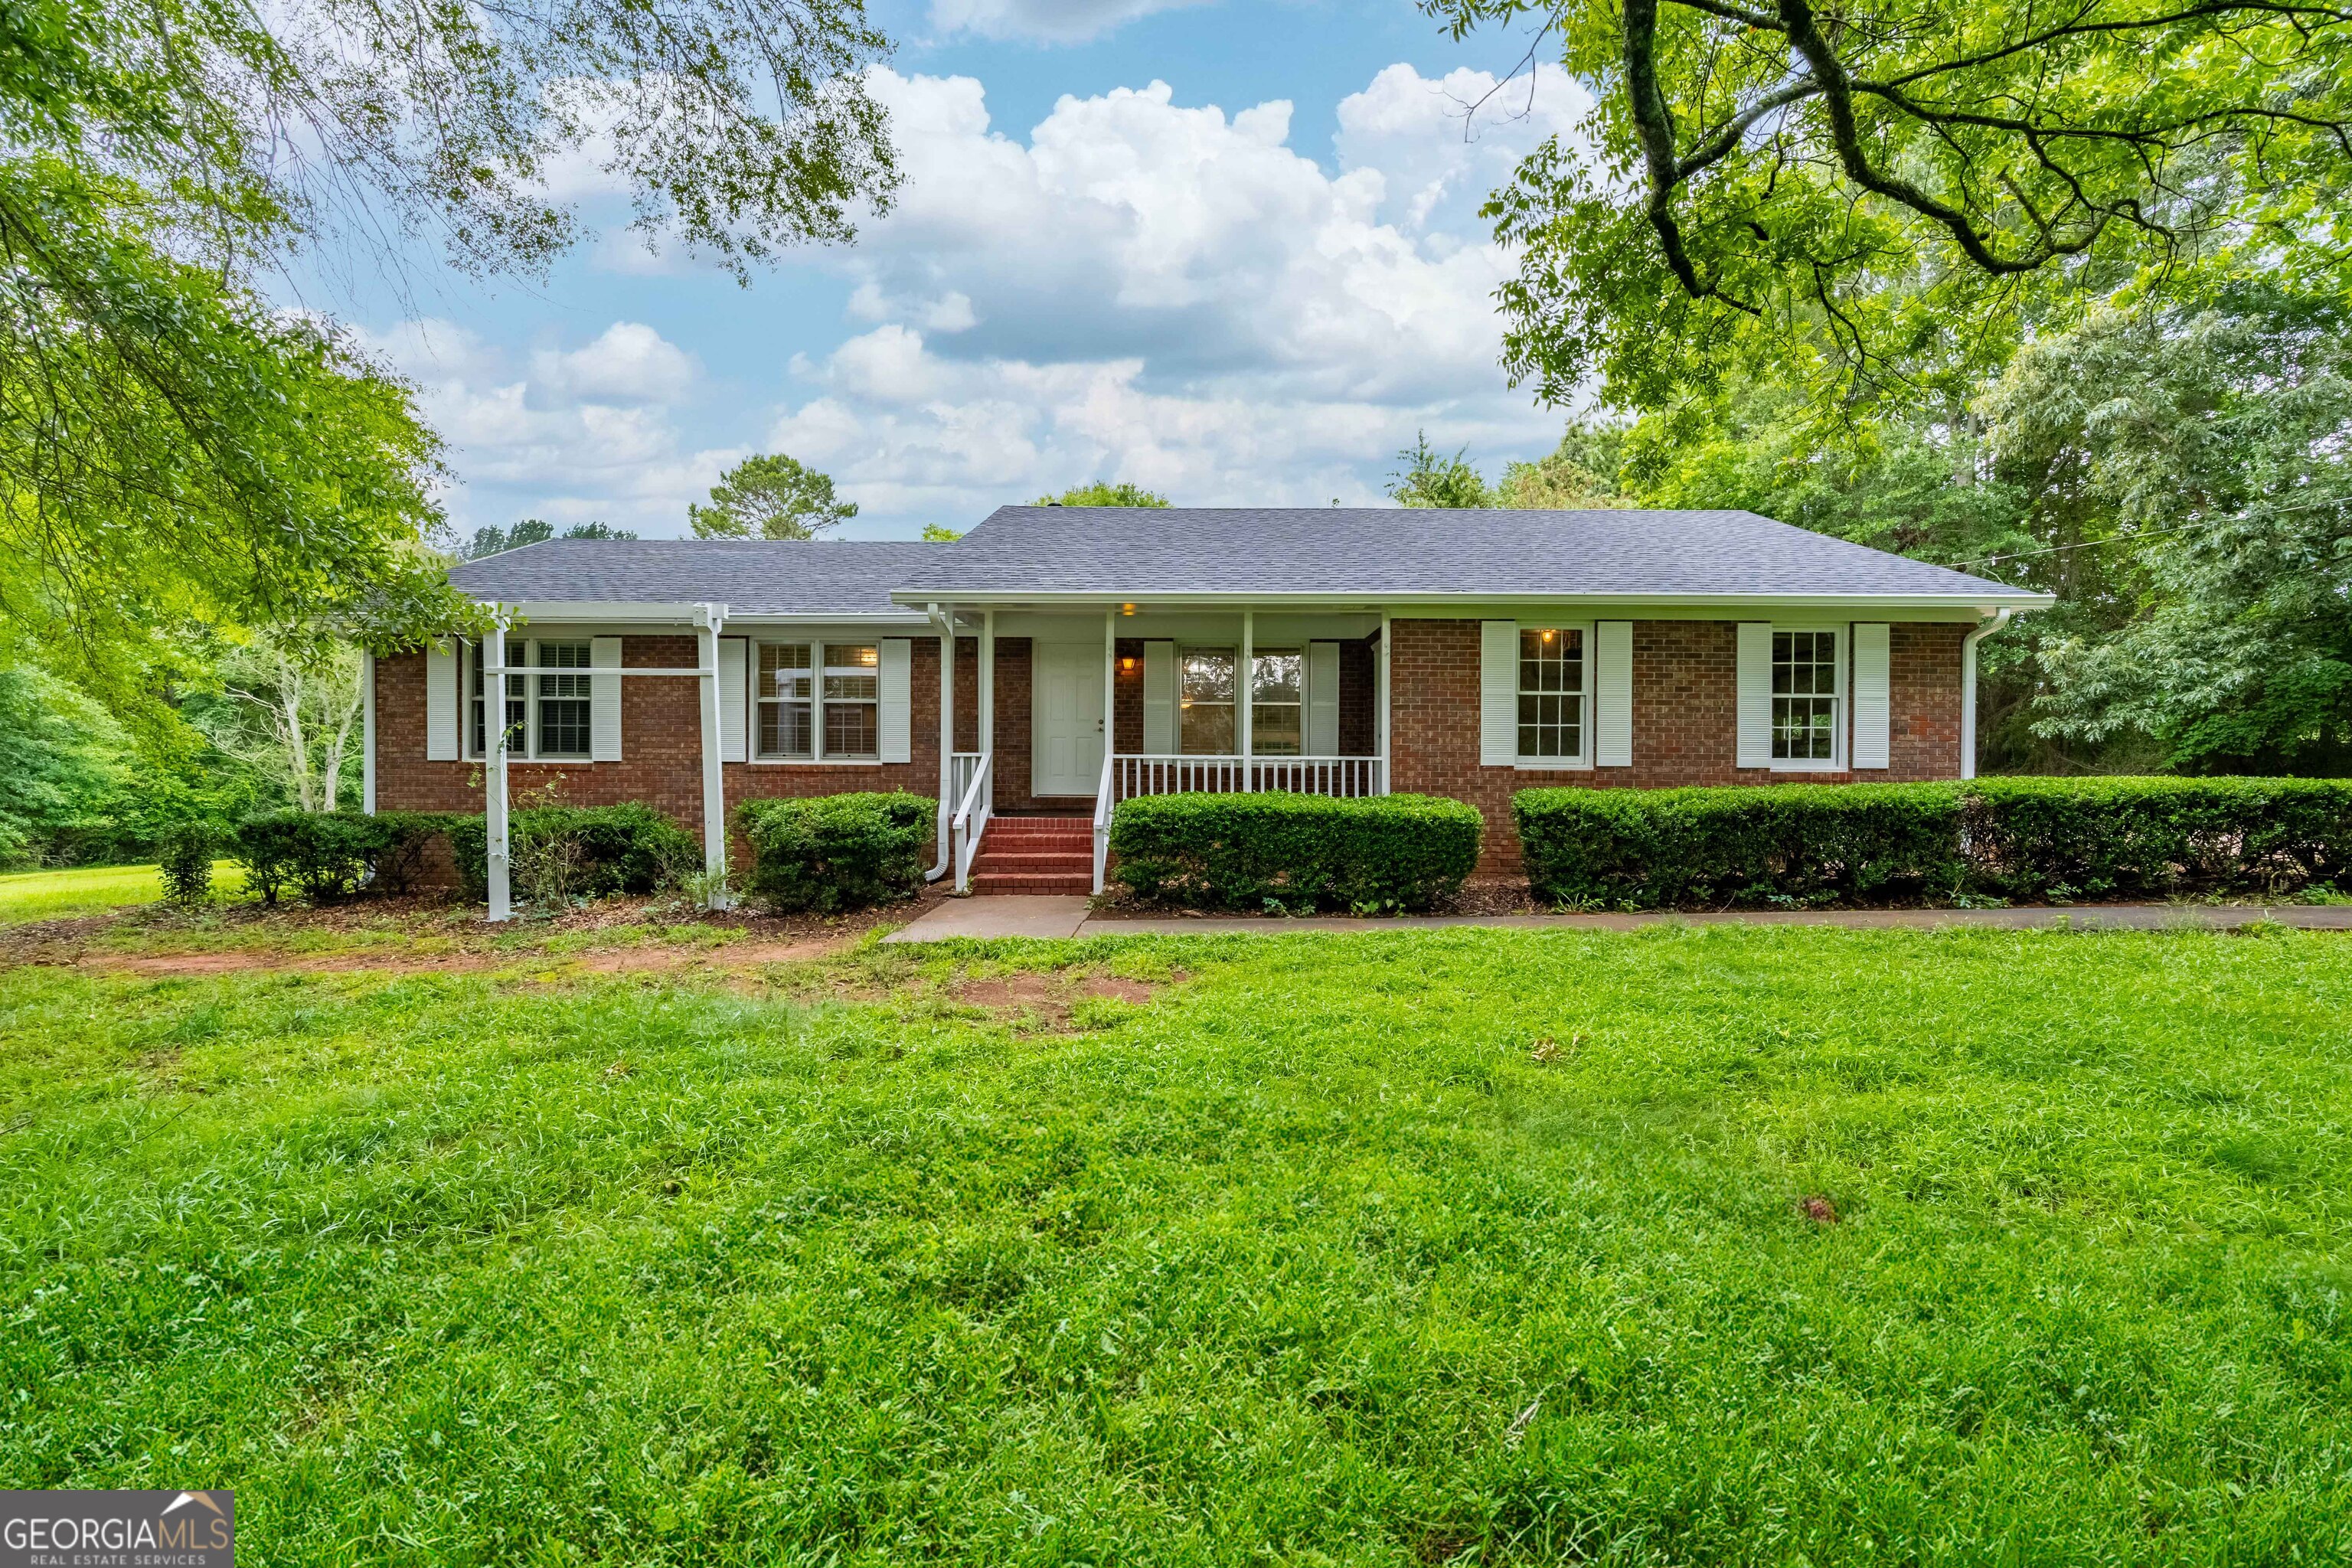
[1120,603,1136,615]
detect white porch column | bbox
[1239,609,1253,790]
[1378,610,1393,795]
[485,619,511,922]
[1103,608,1117,764]
[981,609,997,811]
[694,602,730,904]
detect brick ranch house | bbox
[367,506,2050,900]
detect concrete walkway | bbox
[884,897,2352,942]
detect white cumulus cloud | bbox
[928,0,1210,44]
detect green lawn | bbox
[3,926,2350,1563]
[0,861,246,923]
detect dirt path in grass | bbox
[0,890,957,980]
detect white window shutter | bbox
[1142,641,1177,753]
[1736,622,1774,769]
[590,636,622,761]
[1480,620,1518,766]
[718,638,749,763]
[425,641,458,760]
[1306,641,1341,756]
[878,638,913,763]
[1852,622,1890,769]
[1595,620,1632,766]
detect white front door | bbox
[1032,642,1106,797]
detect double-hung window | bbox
[1179,647,1236,754]
[1517,626,1586,763]
[1771,629,1841,765]
[466,639,590,760]
[1251,648,1302,756]
[755,641,878,761]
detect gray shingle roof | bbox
[887,507,2037,600]
[443,509,2043,610]
[447,539,943,615]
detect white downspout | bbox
[926,603,954,883]
[1959,608,2013,781]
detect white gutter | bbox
[1959,608,2014,781]
[886,589,2057,613]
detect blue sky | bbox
[336,0,1594,541]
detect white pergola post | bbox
[1378,610,1393,795]
[1239,609,1254,790]
[361,651,377,815]
[980,609,997,811]
[485,619,512,922]
[936,603,956,865]
[694,602,730,906]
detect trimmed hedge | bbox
[233,810,461,904]
[447,803,701,902]
[1962,776,2352,900]
[735,792,933,913]
[1109,792,1482,913]
[1516,776,2352,910]
[1515,783,1964,910]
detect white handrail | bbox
[1113,753,1383,800]
[1091,746,1116,894]
[951,750,992,893]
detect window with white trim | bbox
[1179,647,1236,754]
[756,642,814,759]
[1771,629,1841,763]
[1251,648,1302,756]
[1517,626,1586,762]
[755,641,878,761]
[466,639,590,760]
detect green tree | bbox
[0,668,129,866]
[1497,423,1634,508]
[690,455,858,539]
[920,523,964,541]
[1386,433,1493,508]
[464,520,635,559]
[188,633,369,814]
[1433,0,2352,416]
[1034,483,1172,507]
[1,0,901,715]
[1982,295,2352,772]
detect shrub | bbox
[1962,776,2352,900]
[156,823,215,907]
[1109,792,1482,913]
[1516,783,1965,910]
[1515,776,2352,909]
[735,792,933,913]
[446,802,701,904]
[232,810,464,903]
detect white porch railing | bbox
[951,750,992,893]
[1092,748,1116,894]
[1112,754,1386,800]
[950,750,984,811]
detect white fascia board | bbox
[886,590,2057,616]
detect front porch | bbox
[936,608,1392,893]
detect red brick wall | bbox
[376,618,1968,875]
[1389,618,1966,871]
[374,635,958,841]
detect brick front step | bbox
[971,872,1093,893]
[975,851,1091,873]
